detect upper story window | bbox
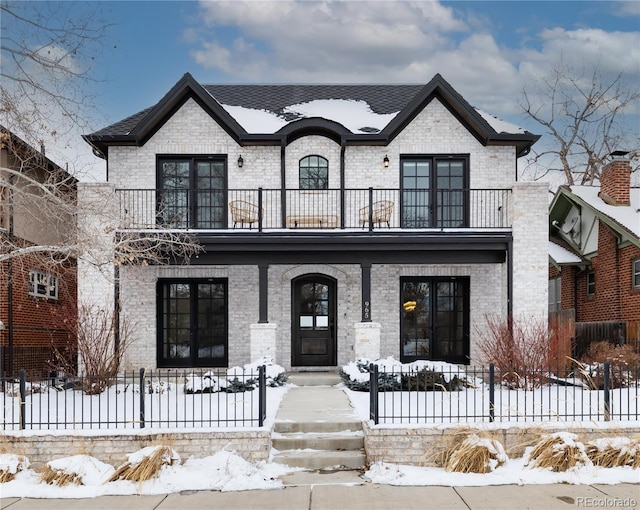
[401,156,468,228]
[586,271,596,296]
[29,270,58,300]
[299,156,328,190]
[633,259,640,289]
[157,156,227,229]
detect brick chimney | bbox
[599,151,631,206]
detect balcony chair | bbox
[359,200,394,228]
[229,200,261,229]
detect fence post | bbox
[139,368,146,428]
[603,362,611,421]
[19,369,26,430]
[369,363,379,424]
[368,187,374,232]
[258,365,266,427]
[488,364,495,423]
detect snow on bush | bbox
[339,357,477,392]
[185,356,288,394]
[525,432,590,472]
[445,434,508,474]
[41,455,114,486]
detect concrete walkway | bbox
[3,483,639,510]
[2,376,638,509]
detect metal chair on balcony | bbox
[359,200,394,228]
[229,200,261,229]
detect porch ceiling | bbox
[191,231,511,265]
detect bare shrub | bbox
[51,303,136,394]
[574,341,639,389]
[475,315,551,388]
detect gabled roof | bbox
[1,125,77,187]
[549,184,640,261]
[84,73,539,158]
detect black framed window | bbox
[299,155,328,190]
[400,276,469,364]
[633,259,640,289]
[401,156,468,228]
[158,279,228,368]
[586,271,596,296]
[157,156,227,228]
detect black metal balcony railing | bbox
[115,188,512,231]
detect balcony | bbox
[115,188,512,232]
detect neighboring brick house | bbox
[549,153,640,328]
[0,127,77,376]
[81,73,547,371]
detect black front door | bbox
[292,275,337,366]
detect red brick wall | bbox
[599,159,631,206]
[0,247,77,376]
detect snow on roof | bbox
[569,186,640,238]
[549,241,582,264]
[221,99,399,134]
[475,108,526,134]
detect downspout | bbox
[340,138,345,229]
[7,173,14,376]
[280,139,286,228]
[507,237,513,318]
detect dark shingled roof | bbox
[203,84,424,116]
[83,73,540,157]
[91,84,424,138]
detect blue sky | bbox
[3,1,639,179]
[92,1,639,126]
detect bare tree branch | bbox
[520,60,640,185]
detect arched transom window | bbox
[299,155,328,190]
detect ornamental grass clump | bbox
[585,437,640,468]
[526,432,589,472]
[0,454,28,483]
[109,446,180,483]
[40,455,115,487]
[445,434,508,474]
[40,467,82,486]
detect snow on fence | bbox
[1,367,268,430]
[363,363,640,425]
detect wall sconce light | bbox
[237,155,244,168]
[383,154,389,168]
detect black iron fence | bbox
[1,367,267,430]
[369,363,639,425]
[116,187,511,231]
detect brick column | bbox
[354,321,381,361]
[511,181,549,322]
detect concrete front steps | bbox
[271,372,366,471]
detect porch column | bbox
[354,321,381,361]
[250,323,278,362]
[258,263,269,323]
[361,263,371,322]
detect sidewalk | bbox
[2,482,638,510]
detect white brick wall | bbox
[511,181,549,322]
[85,89,543,370]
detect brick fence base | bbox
[363,422,640,466]
[4,429,271,470]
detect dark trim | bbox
[361,263,372,322]
[507,238,513,317]
[258,264,269,323]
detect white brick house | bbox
[82,73,548,371]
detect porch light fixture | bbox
[237,155,244,168]
[383,154,389,168]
